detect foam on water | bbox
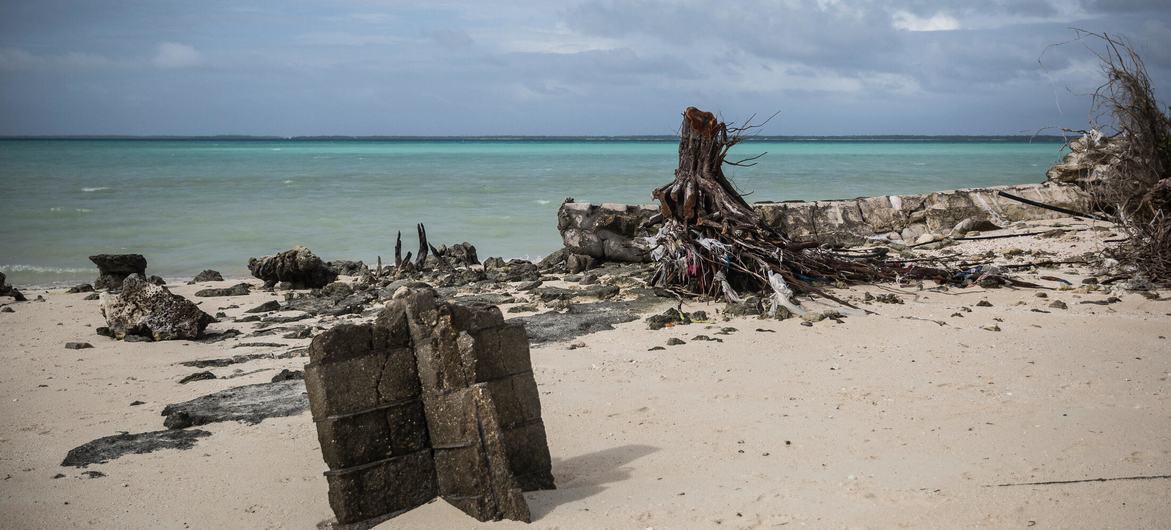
[0,138,1066,288]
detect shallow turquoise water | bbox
[0,139,1066,287]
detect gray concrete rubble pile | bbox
[304,287,554,527]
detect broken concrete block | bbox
[403,290,555,497]
[429,385,530,523]
[306,291,554,527]
[304,344,419,418]
[314,401,429,470]
[323,449,438,525]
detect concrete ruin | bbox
[558,182,1092,260]
[304,288,553,527]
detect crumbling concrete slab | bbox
[558,182,1093,255]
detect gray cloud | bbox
[0,0,1168,135]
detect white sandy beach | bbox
[1,220,1169,529]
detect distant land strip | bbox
[0,135,1070,143]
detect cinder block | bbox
[422,390,476,447]
[308,323,374,365]
[502,420,555,492]
[315,400,428,469]
[447,302,505,332]
[373,303,412,349]
[429,385,530,523]
[304,346,419,419]
[496,323,532,376]
[324,450,437,525]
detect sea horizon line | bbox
[0,134,1071,143]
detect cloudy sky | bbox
[1,0,1169,136]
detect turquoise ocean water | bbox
[0,139,1067,288]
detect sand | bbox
[1,220,1169,529]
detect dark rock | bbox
[262,312,312,324]
[537,248,569,270]
[123,334,152,342]
[232,342,286,349]
[83,293,100,301]
[1080,296,1121,305]
[147,275,167,286]
[248,246,338,289]
[161,379,309,429]
[483,257,506,270]
[194,283,250,297]
[1049,300,1068,310]
[180,352,285,368]
[647,346,666,351]
[514,301,641,343]
[321,282,354,300]
[64,342,93,350]
[0,306,13,313]
[95,326,113,337]
[100,276,216,341]
[236,315,261,323]
[179,371,217,384]
[283,289,376,317]
[453,293,516,305]
[514,280,542,292]
[191,270,224,283]
[61,429,212,467]
[193,329,242,343]
[283,328,313,339]
[578,274,598,285]
[130,401,145,406]
[488,260,541,283]
[875,293,903,304]
[81,470,107,479]
[566,253,599,274]
[1081,277,1100,285]
[35,295,45,302]
[246,300,281,313]
[326,260,368,277]
[533,285,619,302]
[724,296,765,317]
[506,304,539,313]
[646,309,690,330]
[666,338,686,346]
[0,272,27,301]
[67,284,94,294]
[444,242,480,266]
[88,254,147,291]
[270,369,303,382]
[976,300,993,307]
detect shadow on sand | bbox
[526,444,659,520]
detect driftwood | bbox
[383,224,479,279]
[644,107,956,311]
[988,474,1171,487]
[415,223,429,268]
[996,191,1103,220]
